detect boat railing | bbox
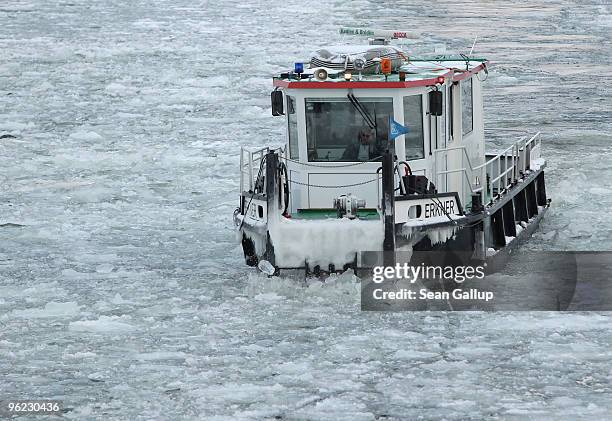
[433,132,541,205]
[240,146,285,193]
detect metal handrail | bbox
[433,131,541,203]
[473,141,521,171]
[240,146,282,193]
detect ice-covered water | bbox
[1,1,611,419]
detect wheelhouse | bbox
[273,56,488,214]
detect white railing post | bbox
[512,144,517,182]
[248,151,254,191]
[526,142,531,171]
[496,156,500,198]
[524,137,528,173]
[520,139,525,175]
[240,147,244,193]
[503,150,507,190]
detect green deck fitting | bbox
[292,208,380,220]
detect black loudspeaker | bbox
[429,90,443,116]
[271,90,284,116]
[314,68,328,80]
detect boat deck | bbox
[292,208,380,220]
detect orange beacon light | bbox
[381,58,392,75]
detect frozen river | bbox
[1,0,611,419]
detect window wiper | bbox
[347,93,376,130]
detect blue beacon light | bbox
[294,62,304,75]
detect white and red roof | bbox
[273,56,487,89]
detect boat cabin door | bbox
[429,88,448,193]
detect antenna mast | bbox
[469,35,478,57]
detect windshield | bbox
[305,97,393,162]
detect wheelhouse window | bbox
[287,96,299,159]
[403,95,424,160]
[461,78,473,136]
[305,97,392,162]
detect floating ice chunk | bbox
[254,292,284,302]
[87,372,105,382]
[588,187,610,195]
[0,63,20,76]
[549,396,583,408]
[486,247,497,257]
[449,345,494,357]
[69,316,135,334]
[110,383,131,393]
[392,349,438,360]
[104,82,137,97]
[0,3,36,12]
[257,259,276,275]
[484,314,610,331]
[65,351,97,359]
[240,344,267,354]
[202,382,285,405]
[32,81,54,92]
[115,112,143,119]
[494,75,518,84]
[242,105,267,118]
[95,263,114,273]
[69,130,103,141]
[131,19,164,29]
[62,268,86,279]
[11,301,80,318]
[110,293,130,304]
[200,75,230,88]
[70,185,116,204]
[0,121,35,134]
[135,351,187,361]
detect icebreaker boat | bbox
[233,28,550,276]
